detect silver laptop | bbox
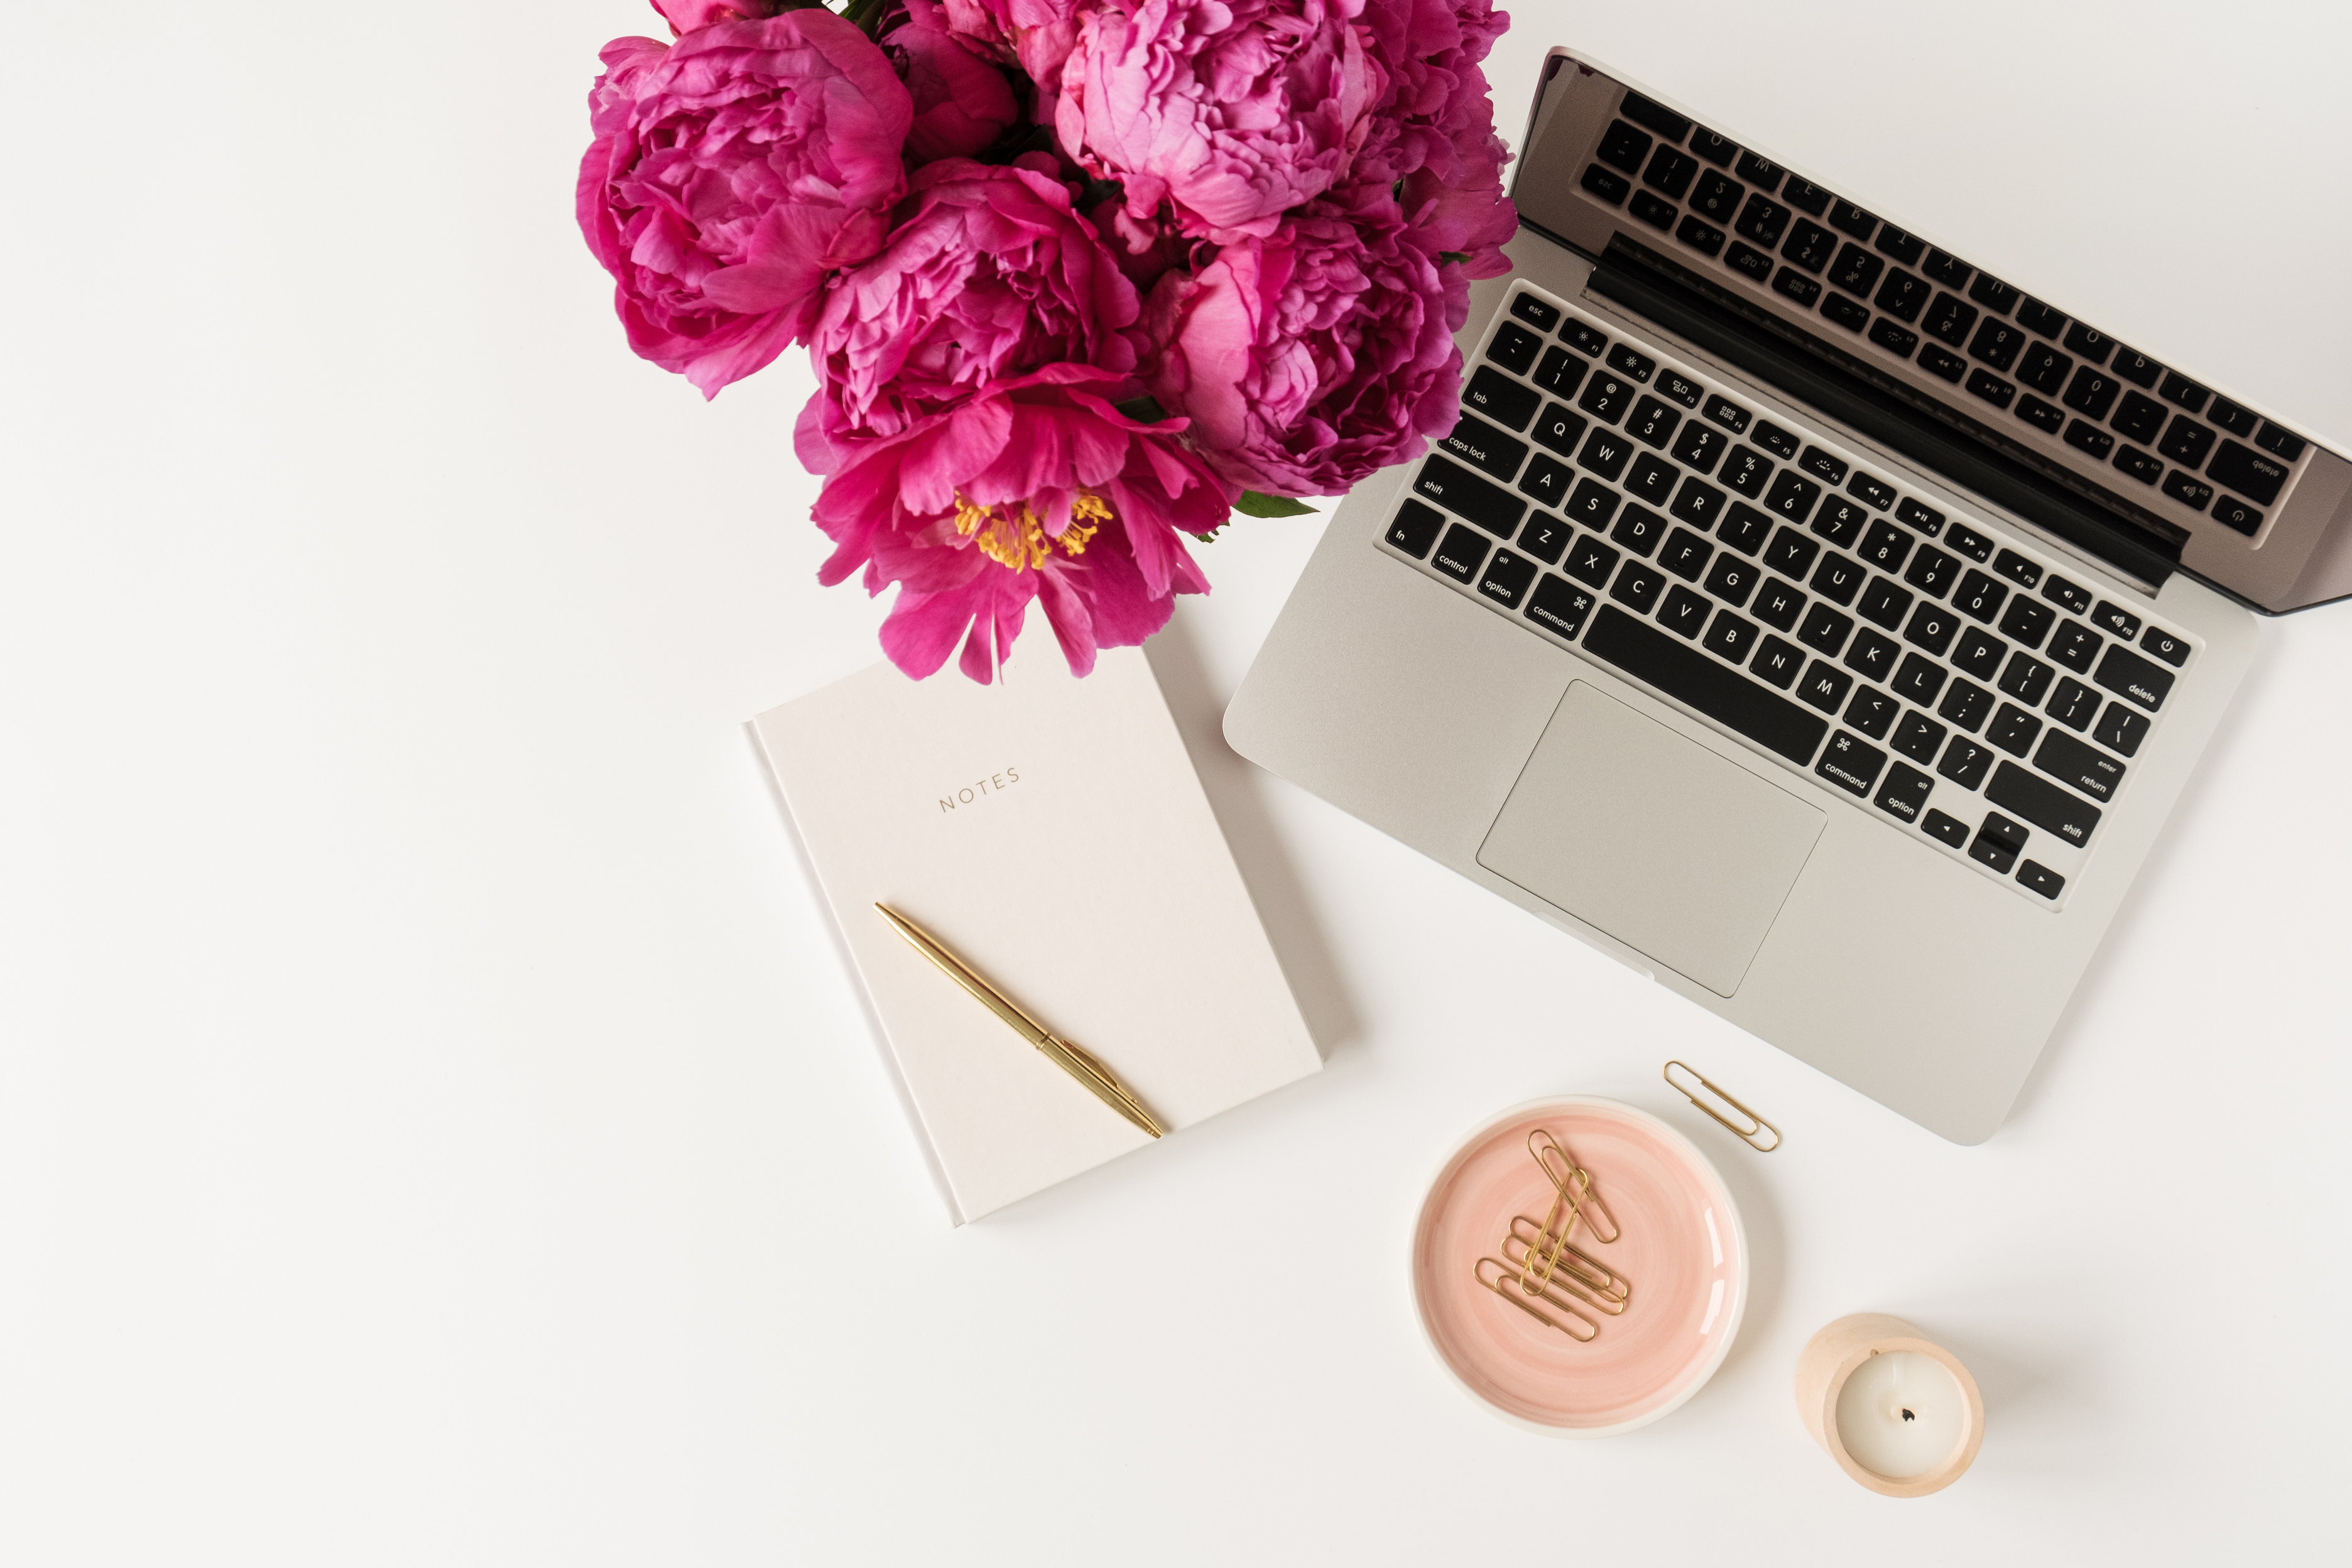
[1226,50,2351,1143]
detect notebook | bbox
[753,644,1322,1222]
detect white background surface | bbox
[4,1,2348,1562]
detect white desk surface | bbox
[4,2,2347,1561]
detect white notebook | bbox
[753,645,1320,1222]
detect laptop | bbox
[1225,49,2352,1143]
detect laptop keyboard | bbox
[1380,283,2206,910]
[1577,91,2312,542]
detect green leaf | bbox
[1438,251,1471,267]
[1233,491,1316,518]
[1079,178,1126,211]
[1113,394,1169,424]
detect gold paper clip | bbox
[1474,1256,1599,1342]
[1506,1216,1630,1313]
[1664,1060,1782,1152]
[1528,1129,1621,1245]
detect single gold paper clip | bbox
[1664,1060,1782,1152]
[1528,1129,1621,1246]
[1474,1256,1599,1342]
[1506,1216,1630,1314]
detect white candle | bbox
[1834,1349,1966,1480]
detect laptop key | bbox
[2112,443,2162,487]
[2092,643,2175,712]
[1821,293,1870,333]
[1597,120,1653,175]
[1952,626,2006,681]
[1431,522,1488,583]
[1922,808,1971,849]
[1677,211,1727,259]
[1611,560,1665,614]
[1735,192,1791,249]
[2042,575,2092,615]
[1719,503,1772,555]
[1386,499,1445,558]
[1782,177,1832,216]
[2206,441,2289,508]
[2212,496,2263,535]
[2139,626,2190,668]
[1814,498,1870,549]
[1670,422,1727,474]
[1809,553,1864,608]
[1526,574,1597,640]
[1487,321,1542,376]
[1966,369,2015,410]
[1516,511,1571,565]
[1773,268,1822,307]
[1751,635,1805,689]
[1999,651,2055,705]
[2049,621,2102,673]
[1415,456,1527,538]
[2206,398,2257,437]
[1518,452,1575,511]
[1946,523,1994,562]
[1937,736,1995,790]
[1440,411,1528,482]
[1816,729,1886,797]
[1642,144,1700,200]
[1875,225,1925,264]
[1703,553,1759,607]
[1478,549,1539,609]
[2062,366,2120,421]
[2110,347,2162,388]
[1670,476,1728,530]
[1626,453,1679,506]
[1969,318,2024,373]
[1849,472,1898,511]
[1829,243,1883,297]
[1580,606,1829,765]
[1611,502,1666,557]
[1564,477,1621,531]
[1659,528,1714,582]
[1873,269,1930,324]
[1561,319,1609,357]
[1705,396,1753,434]
[1735,150,1784,192]
[1937,678,1994,734]
[1576,373,1638,426]
[2063,322,2113,365]
[1528,405,1591,461]
[1902,603,1959,658]
[2113,391,2166,444]
[1843,627,1900,682]
[1627,396,1681,448]
[1797,659,1854,714]
[1954,570,2007,623]
[2047,677,2099,731]
[1690,169,1745,222]
[1753,577,1806,632]
[1893,651,1947,705]
[1702,608,1760,663]
[1892,710,1947,763]
[1726,241,1773,283]
[1856,579,1912,633]
[1565,535,1620,589]
[2017,342,2071,395]
[2158,415,2216,469]
[1618,93,1690,141]
[1991,548,2042,589]
[1622,190,1670,229]
[1658,584,1712,638]
[2256,422,2306,462]
[1875,760,1934,823]
[1968,812,2028,873]
[2093,701,2150,757]
[2015,395,2066,436]
[1988,703,2042,758]
[1859,520,1914,572]
[2016,298,2066,337]
[2089,601,2140,640]
[1577,428,1633,482]
[2017,860,2064,900]
[1844,683,1898,739]
[1765,469,1823,523]
[1923,293,1977,347]
[1464,366,1540,430]
[1763,527,1819,579]
[1997,596,2054,650]
[1799,602,1855,656]
[1827,199,1877,240]
[1532,346,1586,399]
[1903,544,1960,598]
[1510,294,1562,333]
[2033,729,2123,803]
[1896,499,1944,536]
[1986,763,2101,848]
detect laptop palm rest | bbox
[1478,683,1826,998]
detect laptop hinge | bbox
[1579,232,2186,592]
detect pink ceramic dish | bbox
[1410,1096,1748,1436]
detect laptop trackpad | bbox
[1478,682,1825,998]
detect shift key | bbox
[1986,761,2102,848]
[1415,455,1528,538]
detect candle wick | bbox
[1900,1408,1915,1422]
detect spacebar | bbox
[1578,606,1829,766]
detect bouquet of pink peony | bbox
[580,0,1513,680]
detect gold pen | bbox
[874,904,1165,1138]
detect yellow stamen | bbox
[952,490,1110,572]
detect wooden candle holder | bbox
[1794,1313,1984,1498]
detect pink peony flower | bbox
[882,0,1021,161]
[934,0,1088,89]
[1141,205,1462,496]
[811,366,1233,680]
[1334,0,1515,276]
[798,160,1143,470]
[578,13,913,397]
[1056,0,1376,244]
[647,0,775,36]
